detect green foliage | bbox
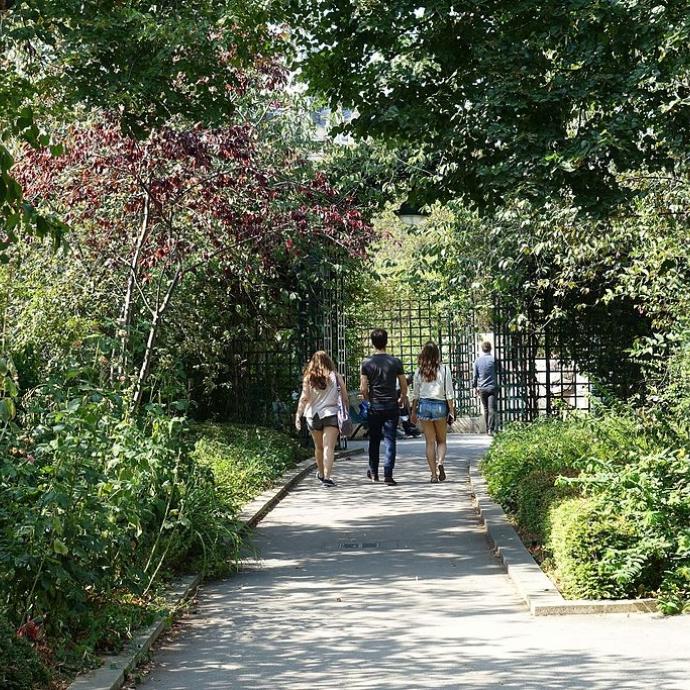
[289,1,690,405]
[485,410,690,612]
[481,416,596,512]
[290,0,690,215]
[2,1,275,135]
[0,388,305,679]
[514,469,577,545]
[0,618,49,690]
[666,338,690,416]
[2,387,216,671]
[191,423,308,514]
[547,497,642,600]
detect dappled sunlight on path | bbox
[138,437,690,690]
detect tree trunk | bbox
[131,265,182,411]
[113,192,151,382]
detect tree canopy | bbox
[289,0,690,213]
[1,0,276,254]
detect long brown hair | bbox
[418,341,441,381]
[303,350,336,390]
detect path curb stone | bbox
[67,447,363,690]
[467,455,657,616]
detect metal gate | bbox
[493,300,595,428]
[344,297,480,417]
[210,265,348,427]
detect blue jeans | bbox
[368,406,399,479]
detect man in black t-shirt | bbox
[360,328,408,485]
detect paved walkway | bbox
[139,436,690,690]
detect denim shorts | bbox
[417,398,449,421]
[307,413,338,431]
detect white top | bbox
[411,363,455,401]
[304,372,341,421]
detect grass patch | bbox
[190,422,310,513]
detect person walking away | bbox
[473,341,498,434]
[410,342,456,482]
[295,351,349,487]
[360,329,408,485]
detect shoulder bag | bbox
[443,365,455,427]
[332,372,353,437]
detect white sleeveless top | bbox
[411,363,455,401]
[305,372,340,421]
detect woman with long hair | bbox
[410,341,456,483]
[295,351,349,487]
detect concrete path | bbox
[138,436,690,690]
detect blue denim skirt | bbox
[417,398,449,421]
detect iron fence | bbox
[345,297,481,416]
[492,300,595,429]
[211,283,601,434]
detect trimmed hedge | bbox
[482,415,595,515]
[482,411,690,613]
[514,469,577,544]
[547,497,640,599]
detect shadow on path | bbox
[138,436,690,690]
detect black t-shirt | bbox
[361,353,404,407]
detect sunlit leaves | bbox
[289,0,690,214]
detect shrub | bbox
[514,469,577,544]
[570,442,690,610]
[1,339,310,681]
[0,391,246,675]
[547,496,642,599]
[0,618,49,690]
[484,408,690,611]
[481,416,594,511]
[191,423,308,513]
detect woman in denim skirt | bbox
[295,351,349,487]
[410,342,456,482]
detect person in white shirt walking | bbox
[410,342,456,483]
[295,351,349,487]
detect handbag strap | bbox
[331,370,346,409]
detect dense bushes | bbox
[547,496,643,600]
[482,410,690,613]
[192,423,308,515]
[482,416,593,511]
[1,389,305,683]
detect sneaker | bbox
[317,473,325,483]
[367,470,379,482]
[322,478,336,487]
[438,465,446,482]
[383,477,398,486]
[430,476,439,483]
